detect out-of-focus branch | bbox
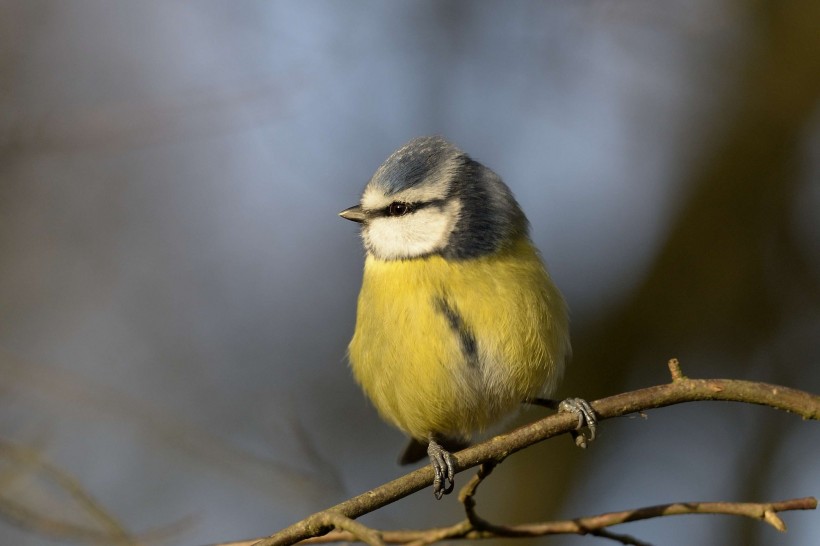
[0,440,192,545]
[239,360,818,546]
[0,440,137,545]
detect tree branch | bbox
[242,360,818,546]
[282,497,816,546]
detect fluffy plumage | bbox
[342,136,571,491]
[348,237,569,441]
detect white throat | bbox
[362,199,461,260]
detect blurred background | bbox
[1,1,818,545]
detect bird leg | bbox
[427,436,456,499]
[530,397,597,448]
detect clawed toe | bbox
[427,439,456,499]
[558,397,597,448]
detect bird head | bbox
[340,136,527,261]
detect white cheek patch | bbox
[363,200,461,260]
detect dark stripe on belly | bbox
[434,297,479,368]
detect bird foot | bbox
[427,438,456,499]
[558,397,597,448]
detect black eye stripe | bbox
[369,198,448,218]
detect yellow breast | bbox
[348,237,569,441]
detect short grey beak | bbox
[339,205,366,223]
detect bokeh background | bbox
[1,1,819,545]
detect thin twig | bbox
[497,497,816,536]
[246,373,818,546]
[220,497,816,546]
[458,462,498,532]
[315,512,385,546]
[588,528,653,546]
[667,358,685,382]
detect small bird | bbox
[340,136,595,498]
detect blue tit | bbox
[340,136,595,498]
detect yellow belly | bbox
[348,237,569,441]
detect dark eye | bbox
[388,202,411,216]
